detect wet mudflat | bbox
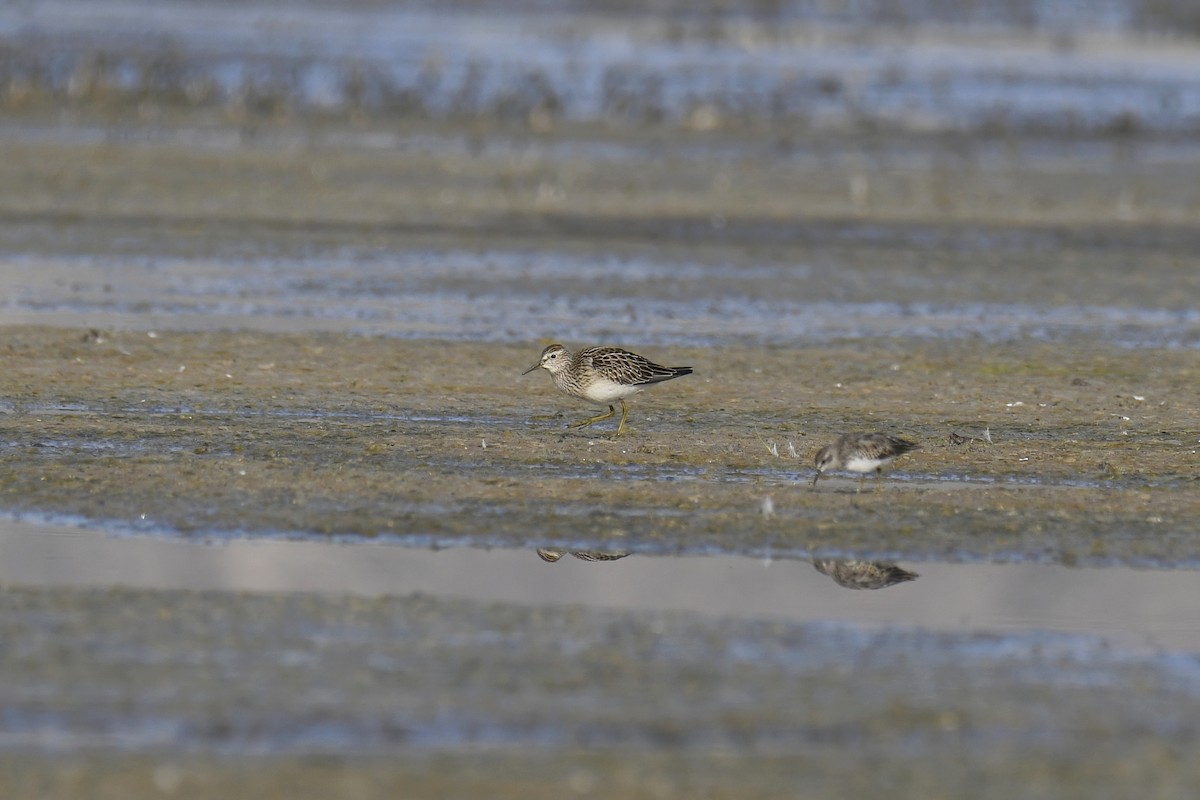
[5,0,1200,796]
[1,326,1198,565]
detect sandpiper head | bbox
[811,445,837,485]
[522,343,569,375]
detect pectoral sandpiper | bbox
[522,344,692,436]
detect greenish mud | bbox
[5,121,1200,232]
[2,326,1197,565]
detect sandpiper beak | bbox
[810,471,821,486]
[521,361,541,375]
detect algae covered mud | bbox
[2,328,1199,565]
[3,0,1200,797]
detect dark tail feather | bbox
[639,366,693,386]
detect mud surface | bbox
[2,326,1198,565]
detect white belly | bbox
[844,456,889,474]
[578,377,643,405]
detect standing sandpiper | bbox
[522,344,692,436]
[811,432,920,490]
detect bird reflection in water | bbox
[813,559,919,590]
[536,548,631,563]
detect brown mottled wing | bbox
[579,346,692,386]
[849,432,921,460]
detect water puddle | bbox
[5,245,1200,348]
[4,518,1199,653]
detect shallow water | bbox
[6,517,1200,776]
[5,518,1200,653]
[5,230,1200,348]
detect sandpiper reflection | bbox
[536,547,631,563]
[813,559,919,590]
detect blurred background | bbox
[4,0,1200,341]
[9,0,1200,139]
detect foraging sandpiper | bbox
[522,344,692,436]
[811,432,920,490]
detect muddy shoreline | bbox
[3,325,1196,566]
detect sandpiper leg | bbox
[615,399,631,437]
[572,404,616,429]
